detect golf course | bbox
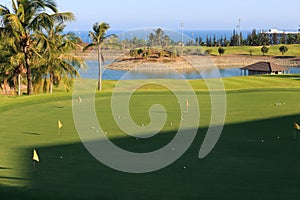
[1,75,300,199]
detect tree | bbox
[279,45,288,55]
[280,33,286,44]
[148,33,155,47]
[205,35,209,46]
[287,34,295,44]
[219,36,223,46]
[37,23,85,93]
[224,35,229,46]
[230,29,239,46]
[198,36,203,46]
[154,28,164,46]
[246,29,258,46]
[258,33,270,46]
[0,0,73,95]
[213,34,217,46]
[162,35,170,49]
[272,33,279,45]
[261,46,269,56]
[0,31,25,95]
[84,22,116,91]
[218,47,225,56]
[195,37,199,46]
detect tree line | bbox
[188,29,300,47]
[0,0,86,95]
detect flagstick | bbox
[58,127,61,137]
[33,161,36,172]
[185,99,189,113]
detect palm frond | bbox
[52,12,75,24]
[11,0,17,14]
[29,12,53,31]
[31,0,58,13]
[0,5,10,16]
[83,43,96,52]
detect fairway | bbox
[1,75,300,199]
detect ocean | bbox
[73,29,252,43]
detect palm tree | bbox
[0,31,25,95]
[0,0,75,95]
[84,22,116,91]
[154,28,165,46]
[36,23,85,93]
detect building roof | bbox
[262,29,299,35]
[240,62,288,72]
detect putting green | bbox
[1,75,300,199]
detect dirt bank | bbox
[105,54,300,71]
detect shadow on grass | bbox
[264,74,300,79]
[51,106,65,109]
[2,114,300,200]
[21,132,41,136]
[0,176,29,181]
[274,56,297,59]
[0,167,12,170]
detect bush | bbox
[279,45,288,55]
[218,47,225,56]
[261,46,269,56]
[205,49,212,55]
[137,49,143,55]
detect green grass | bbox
[185,44,300,56]
[1,76,300,199]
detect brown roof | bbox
[241,62,288,72]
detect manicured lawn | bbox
[1,75,300,199]
[185,44,300,56]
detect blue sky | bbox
[1,0,300,31]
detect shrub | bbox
[279,45,288,55]
[261,46,269,56]
[218,47,225,56]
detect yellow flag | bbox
[58,120,63,129]
[294,123,300,130]
[33,149,40,162]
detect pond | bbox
[79,60,300,80]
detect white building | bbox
[261,28,300,44]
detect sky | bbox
[1,0,300,31]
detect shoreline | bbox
[105,54,300,71]
[209,55,300,69]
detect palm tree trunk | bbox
[13,75,17,95]
[97,46,102,91]
[24,38,32,95]
[18,73,21,96]
[25,56,32,95]
[49,72,53,94]
[3,79,8,95]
